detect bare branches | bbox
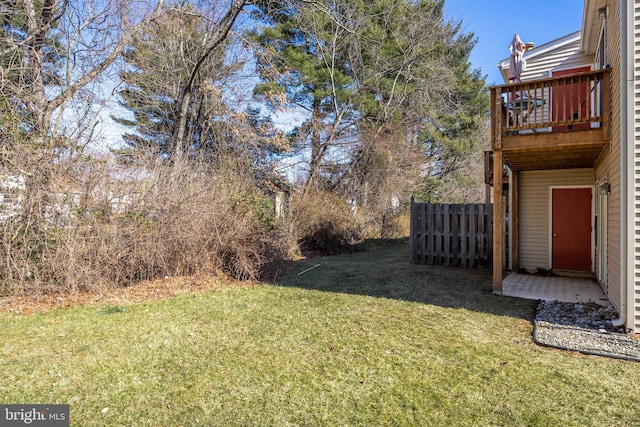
[251,0,486,206]
[1,0,166,135]
[174,0,247,157]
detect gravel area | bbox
[534,300,640,361]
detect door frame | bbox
[550,66,593,132]
[595,177,608,291]
[548,185,595,272]
[543,65,594,133]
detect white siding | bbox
[632,0,640,332]
[523,40,593,80]
[595,0,622,328]
[519,169,595,272]
[499,32,593,83]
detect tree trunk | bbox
[305,97,323,192]
[173,0,246,158]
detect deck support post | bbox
[491,87,504,293]
[510,170,519,271]
[492,150,504,293]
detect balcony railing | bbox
[490,68,611,137]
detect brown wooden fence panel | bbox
[410,198,493,268]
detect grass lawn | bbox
[1,239,640,426]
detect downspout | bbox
[612,0,634,331]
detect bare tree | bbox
[1,0,166,138]
[0,0,163,291]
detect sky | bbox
[93,0,587,147]
[444,0,585,86]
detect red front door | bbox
[552,66,591,132]
[552,188,592,271]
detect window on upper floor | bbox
[596,23,607,70]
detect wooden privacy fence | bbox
[410,198,493,268]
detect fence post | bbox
[452,205,459,266]
[470,204,478,267]
[443,204,451,266]
[477,203,486,267]
[426,203,433,265]
[434,204,442,265]
[420,202,427,264]
[460,205,468,267]
[410,196,416,262]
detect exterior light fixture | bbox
[598,6,608,19]
[599,183,611,195]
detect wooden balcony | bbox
[490,69,611,171]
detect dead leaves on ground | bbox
[0,275,254,315]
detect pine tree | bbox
[250,0,357,192]
[113,5,241,157]
[114,3,288,186]
[251,0,489,202]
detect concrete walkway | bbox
[501,273,610,306]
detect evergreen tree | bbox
[251,0,489,202]
[250,0,357,192]
[0,0,66,134]
[114,3,288,185]
[0,0,164,137]
[113,5,230,157]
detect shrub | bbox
[0,153,289,294]
[357,207,410,240]
[289,191,362,255]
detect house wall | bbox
[500,32,593,83]
[496,0,636,329]
[627,0,640,332]
[518,169,595,273]
[594,0,623,324]
[631,0,640,332]
[521,35,593,80]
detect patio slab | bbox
[501,273,610,306]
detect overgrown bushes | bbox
[0,146,415,296]
[0,153,289,295]
[289,191,362,255]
